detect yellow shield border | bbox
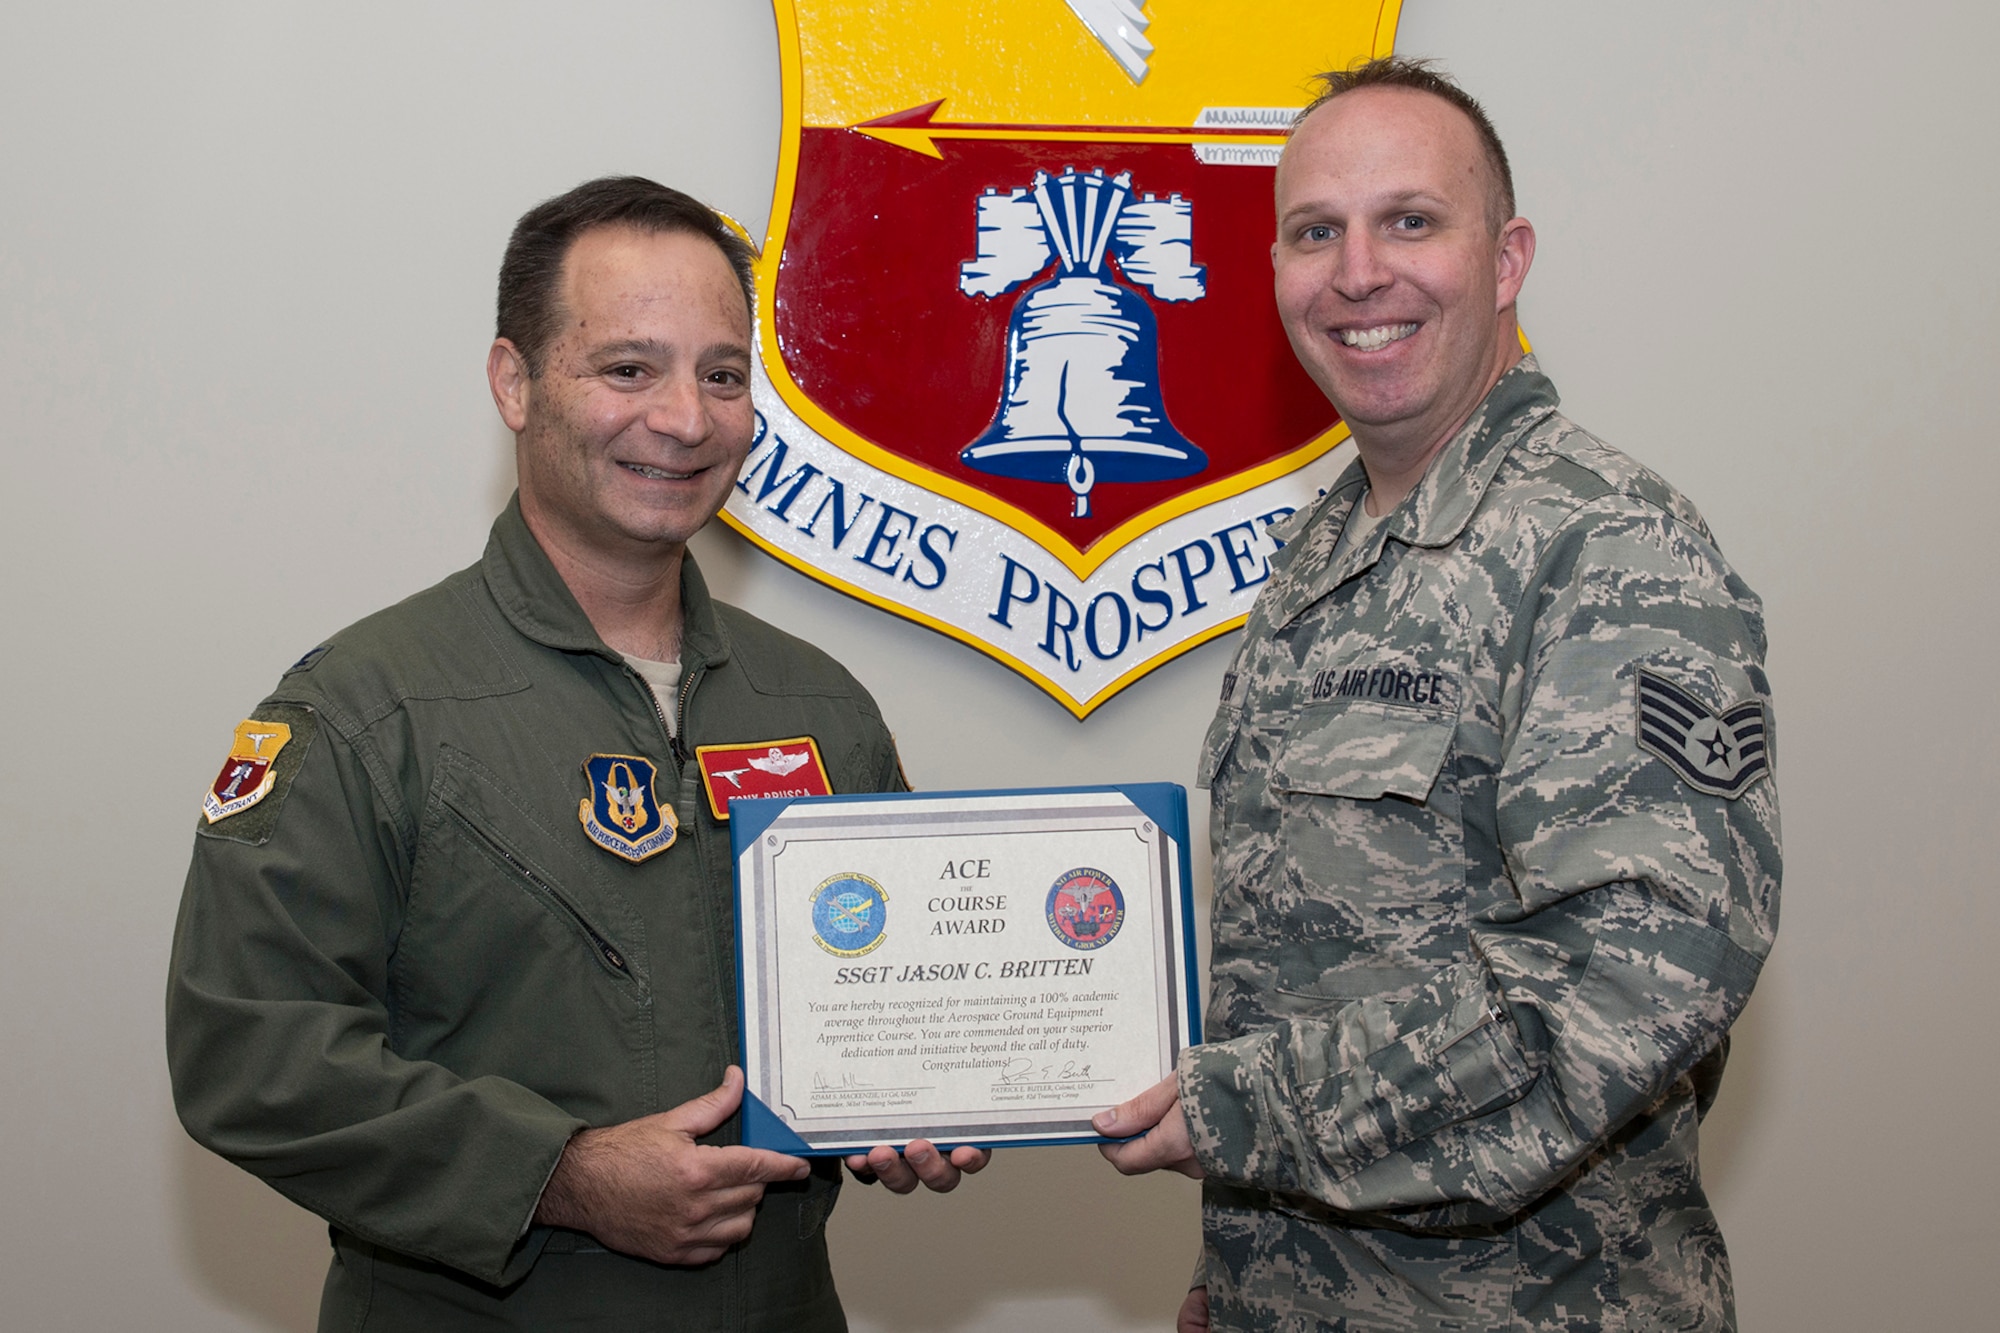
[724,1,1403,715]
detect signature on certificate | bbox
[995,1058,1095,1085]
[812,1070,876,1090]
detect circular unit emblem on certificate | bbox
[809,873,889,957]
[1045,867,1125,951]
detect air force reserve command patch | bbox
[1636,668,1771,799]
[695,737,833,820]
[578,753,678,862]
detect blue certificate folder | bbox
[730,783,1201,1155]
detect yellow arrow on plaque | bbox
[851,100,1290,159]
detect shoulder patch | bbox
[1635,669,1770,799]
[197,706,318,839]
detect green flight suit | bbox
[168,498,903,1330]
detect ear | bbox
[487,339,532,434]
[1494,217,1536,312]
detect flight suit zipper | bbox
[623,663,698,768]
[448,808,633,980]
[672,666,698,765]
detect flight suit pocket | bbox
[397,746,653,1121]
[433,749,636,947]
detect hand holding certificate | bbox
[731,784,1201,1153]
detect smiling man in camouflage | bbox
[1096,60,1780,1331]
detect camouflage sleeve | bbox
[165,702,584,1285]
[1178,501,1780,1218]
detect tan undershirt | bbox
[1334,488,1387,561]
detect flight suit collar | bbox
[481,494,733,673]
[1263,357,1559,631]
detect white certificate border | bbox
[735,788,1196,1151]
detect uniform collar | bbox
[481,494,733,671]
[1262,356,1559,631]
[1395,354,1559,550]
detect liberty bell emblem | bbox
[958,167,1208,518]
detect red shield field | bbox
[773,121,1338,548]
[728,2,1401,715]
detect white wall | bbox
[2,3,1992,1328]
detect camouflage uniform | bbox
[1182,358,1779,1331]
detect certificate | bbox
[731,784,1200,1153]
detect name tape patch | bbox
[695,736,833,821]
[1308,663,1457,712]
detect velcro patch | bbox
[578,753,677,862]
[695,736,833,820]
[203,718,294,822]
[1307,663,1457,712]
[197,705,318,842]
[1636,669,1770,799]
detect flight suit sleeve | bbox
[165,701,586,1286]
[872,726,911,795]
[1177,503,1781,1219]
[849,674,910,795]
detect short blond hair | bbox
[1296,57,1516,231]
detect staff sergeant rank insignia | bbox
[1636,669,1771,799]
[578,753,678,861]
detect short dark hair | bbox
[496,176,757,377]
[1294,57,1516,231]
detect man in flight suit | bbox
[167,177,983,1331]
[1096,61,1780,1332]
